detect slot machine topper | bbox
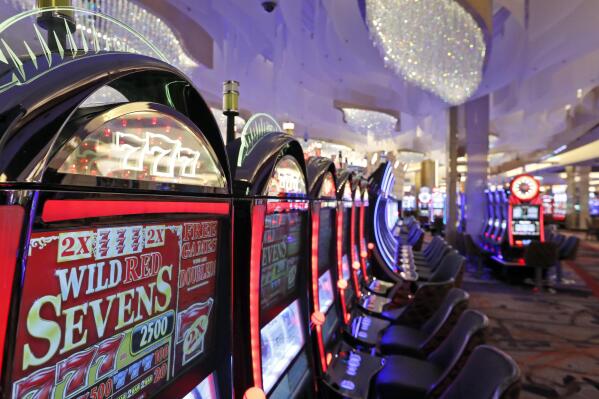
[228,123,314,399]
[0,53,233,399]
[508,175,544,248]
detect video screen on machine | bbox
[342,207,351,257]
[318,208,335,274]
[183,373,219,399]
[12,219,220,399]
[318,270,335,314]
[512,205,540,220]
[260,212,304,320]
[260,300,305,394]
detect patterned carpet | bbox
[462,238,599,398]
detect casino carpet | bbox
[461,237,599,399]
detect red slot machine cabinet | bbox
[350,178,364,296]
[308,160,384,399]
[0,53,233,399]
[358,178,372,285]
[227,128,314,398]
[336,170,359,318]
[503,174,544,263]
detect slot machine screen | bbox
[259,211,307,394]
[318,270,335,314]
[11,219,221,399]
[342,207,351,260]
[511,205,540,236]
[183,373,219,399]
[318,208,335,274]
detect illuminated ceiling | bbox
[1,0,599,172]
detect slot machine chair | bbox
[374,310,489,399]
[523,241,558,292]
[378,288,470,357]
[440,346,521,399]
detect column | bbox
[578,166,591,230]
[464,95,490,238]
[565,166,577,229]
[420,159,436,188]
[446,107,459,245]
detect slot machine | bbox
[358,178,372,283]
[350,179,364,295]
[490,189,501,241]
[227,119,314,398]
[308,162,385,399]
[0,52,233,399]
[430,188,445,223]
[542,193,554,223]
[483,187,496,241]
[417,187,432,224]
[337,170,360,312]
[505,175,544,261]
[590,193,599,217]
[553,190,567,223]
[401,194,416,217]
[493,188,509,250]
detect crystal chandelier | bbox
[365,0,486,105]
[6,0,197,71]
[342,107,398,136]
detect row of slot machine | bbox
[0,49,405,399]
[402,189,466,231]
[480,175,545,264]
[541,193,567,224]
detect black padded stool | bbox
[374,310,489,399]
[440,345,521,399]
[379,288,469,357]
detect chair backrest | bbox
[423,235,443,256]
[429,245,453,272]
[552,234,566,247]
[523,241,558,269]
[559,236,580,260]
[420,289,470,353]
[430,252,465,284]
[394,280,454,328]
[439,345,521,399]
[428,310,489,395]
[411,229,425,251]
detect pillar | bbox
[420,159,436,188]
[565,166,577,229]
[446,107,459,245]
[464,95,490,238]
[579,166,591,230]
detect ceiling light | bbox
[371,152,379,165]
[395,149,425,164]
[342,108,398,136]
[365,0,486,104]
